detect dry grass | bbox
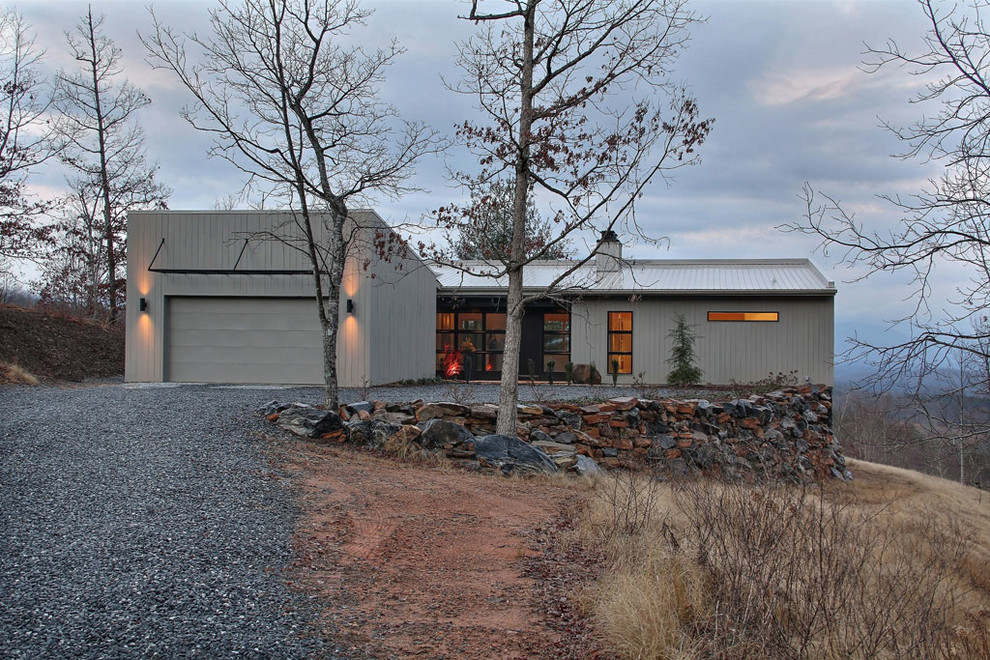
[0,362,39,385]
[577,463,990,659]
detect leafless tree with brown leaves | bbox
[144,0,441,408]
[0,11,58,268]
[431,0,712,434]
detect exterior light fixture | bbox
[139,297,149,313]
[346,299,354,314]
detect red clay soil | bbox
[271,437,591,659]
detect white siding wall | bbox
[570,296,834,385]
[364,244,436,384]
[125,210,437,386]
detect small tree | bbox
[667,314,702,386]
[450,178,572,260]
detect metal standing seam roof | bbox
[430,259,836,295]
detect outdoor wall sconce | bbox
[139,298,149,313]
[346,299,354,314]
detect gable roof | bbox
[431,258,835,296]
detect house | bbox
[125,212,835,386]
[124,210,436,387]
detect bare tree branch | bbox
[432,0,712,433]
[143,0,443,408]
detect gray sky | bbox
[14,0,956,375]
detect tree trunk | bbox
[495,0,536,436]
[321,310,340,410]
[497,269,524,435]
[321,215,345,410]
[83,8,118,322]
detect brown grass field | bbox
[575,460,990,659]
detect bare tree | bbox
[143,0,440,409]
[53,7,169,322]
[433,0,712,434]
[789,0,990,391]
[0,11,58,264]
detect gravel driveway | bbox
[0,380,652,658]
[0,383,336,659]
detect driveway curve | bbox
[1,380,647,658]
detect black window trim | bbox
[607,310,633,375]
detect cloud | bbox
[752,66,865,106]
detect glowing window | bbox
[707,312,779,322]
[607,311,633,374]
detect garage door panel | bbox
[169,311,321,332]
[170,345,322,364]
[166,297,325,384]
[169,330,323,350]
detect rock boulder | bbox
[471,434,559,475]
[277,405,347,439]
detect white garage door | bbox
[166,297,324,384]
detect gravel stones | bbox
[0,383,341,659]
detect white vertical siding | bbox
[365,242,437,384]
[571,296,834,385]
[125,210,437,386]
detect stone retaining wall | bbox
[266,385,847,481]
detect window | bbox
[708,311,779,322]
[435,311,507,377]
[607,311,632,374]
[543,312,570,373]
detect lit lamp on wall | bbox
[139,297,149,313]
[346,299,354,314]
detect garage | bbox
[166,296,324,384]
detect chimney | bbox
[596,230,622,272]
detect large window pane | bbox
[437,334,456,351]
[485,333,505,351]
[457,332,484,352]
[608,334,631,353]
[608,353,632,374]
[544,313,570,332]
[608,311,632,331]
[485,353,503,373]
[459,313,483,331]
[543,355,567,372]
[437,312,455,331]
[544,335,570,352]
[485,313,506,330]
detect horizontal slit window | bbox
[708,311,779,322]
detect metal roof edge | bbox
[437,286,836,297]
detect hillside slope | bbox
[0,305,124,382]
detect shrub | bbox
[579,471,982,660]
[0,363,39,385]
[666,314,702,386]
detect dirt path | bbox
[273,438,581,659]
